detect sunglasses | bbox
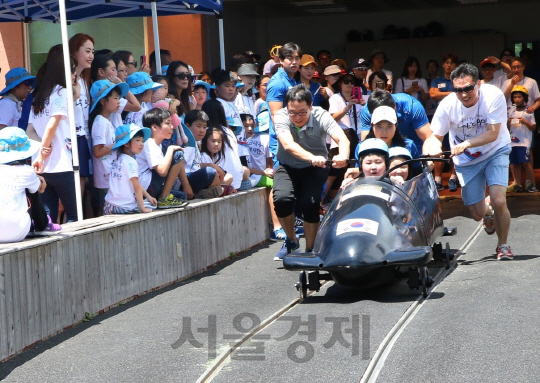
[354,67,368,71]
[71,66,76,74]
[128,61,138,68]
[453,84,476,94]
[175,73,192,80]
[24,80,33,87]
[342,79,354,85]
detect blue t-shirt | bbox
[267,68,298,166]
[309,81,324,107]
[360,93,429,149]
[18,95,33,131]
[430,77,454,107]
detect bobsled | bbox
[283,157,456,298]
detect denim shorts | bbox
[185,167,217,194]
[455,145,510,206]
[147,150,184,198]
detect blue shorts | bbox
[147,150,184,198]
[185,167,217,194]
[455,145,510,206]
[509,146,530,165]
[77,135,92,177]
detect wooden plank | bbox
[18,249,29,353]
[51,241,62,334]
[0,255,8,361]
[28,247,40,345]
[37,243,47,341]
[4,253,15,357]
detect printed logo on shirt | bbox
[438,83,446,89]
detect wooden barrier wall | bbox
[0,188,270,362]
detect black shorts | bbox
[273,164,329,223]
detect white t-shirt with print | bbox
[110,98,128,128]
[234,93,256,116]
[217,97,249,157]
[431,83,510,166]
[183,146,201,175]
[0,98,21,127]
[105,153,139,210]
[124,101,152,127]
[30,85,73,173]
[136,137,166,190]
[501,77,540,108]
[247,133,271,185]
[508,106,536,148]
[328,93,363,149]
[0,164,40,243]
[202,127,244,189]
[74,77,90,138]
[394,78,429,101]
[91,114,116,189]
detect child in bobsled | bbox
[341,138,413,188]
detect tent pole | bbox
[151,1,161,75]
[59,0,83,221]
[218,18,225,70]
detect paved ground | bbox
[0,197,539,383]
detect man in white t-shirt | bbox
[425,64,513,260]
[501,57,540,113]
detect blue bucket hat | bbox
[112,123,151,150]
[89,80,129,113]
[0,126,40,164]
[161,65,169,74]
[193,80,211,100]
[126,72,163,95]
[358,138,389,158]
[0,68,36,96]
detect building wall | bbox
[222,1,540,69]
[146,14,208,74]
[0,23,24,91]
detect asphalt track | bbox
[0,196,539,382]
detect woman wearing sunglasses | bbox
[323,73,364,202]
[166,61,195,117]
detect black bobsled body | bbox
[284,168,444,289]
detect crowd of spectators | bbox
[1,33,539,247]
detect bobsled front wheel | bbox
[420,266,431,298]
[295,271,308,299]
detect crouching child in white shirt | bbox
[103,124,158,215]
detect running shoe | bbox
[195,186,223,199]
[294,217,304,227]
[295,226,305,236]
[496,244,514,260]
[157,194,189,209]
[30,215,62,236]
[274,237,300,261]
[527,184,538,193]
[270,228,286,241]
[448,178,458,192]
[435,181,444,191]
[515,185,524,193]
[483,196,496,235]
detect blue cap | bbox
[193,80,212,100]
[89,80,129,112]
[357,138,389,158]
[126,72,163,95]
[0,68,36,96]
[112,123,151,150]
[0,126,40,164]
[161,65,169,74]
[389,146,412,160]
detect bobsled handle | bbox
[325,159,357,167]
[378,154,451,181]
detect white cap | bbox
[371,105,397,125]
